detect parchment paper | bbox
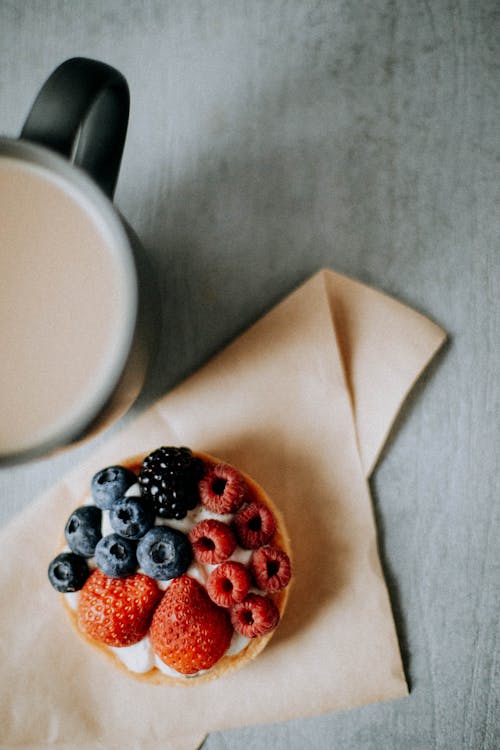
[0,269,446,750]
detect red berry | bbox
[188,519,236,564]
[230,593,280,638]
[233,501,276,549]
[150,575,233,675]
[198,463,247,514]
[77,569,162,647]
[206,561,252,607]
[250,545,292,592]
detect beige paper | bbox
[0,269,446,749]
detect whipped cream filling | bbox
[65,482,254,676]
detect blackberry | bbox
[138,446,204,519]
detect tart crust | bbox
[62,451,292,685]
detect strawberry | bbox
[188,519,236,564]
[150,575,233,675]
[77,569,162,647]
[250,545,292,593]
[206,561,252,607]
[198,463,247,514]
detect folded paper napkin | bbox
[0,269,446,750]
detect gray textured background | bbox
[0,1,498,748]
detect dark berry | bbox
[230,593,280,638]
[207,561,252,607]
[109,496,155,539]
[250,545,292,592]
[64,505,102,557]
[94,533,137,578]
[90,465,137,510]
[198,463,247,514]
[136,526,192,580]
[188,519,236,564]
[48,552,90,592]
[233,501,276,549]
[138,446,204,519]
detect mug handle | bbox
[20,57,129,199]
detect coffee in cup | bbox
[0,154,137,458]
[0,58,158,464]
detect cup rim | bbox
[0,137,139,464]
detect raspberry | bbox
[250,545,292,593]
[188,519,236,564]
[150,575,233,675]
[77,570,162,647]
[230,593,280,638]
[233,501,276,549]
[198,463,247,514]
[206,562,252,607]
[138,446,204,519]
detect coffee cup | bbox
[0,58,158,464]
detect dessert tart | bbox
[48,447,292,685]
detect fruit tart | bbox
[48,447,292,685]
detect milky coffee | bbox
[0,157,134,456]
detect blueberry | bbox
[136,526,192,580]
[94,533,137,578]
[48,552,90,592]
[64,505,102,557]
[109,496,155,539]
[90,465,137,510]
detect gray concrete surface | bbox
[0,2,498,748]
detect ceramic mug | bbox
[0,57,158,464]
